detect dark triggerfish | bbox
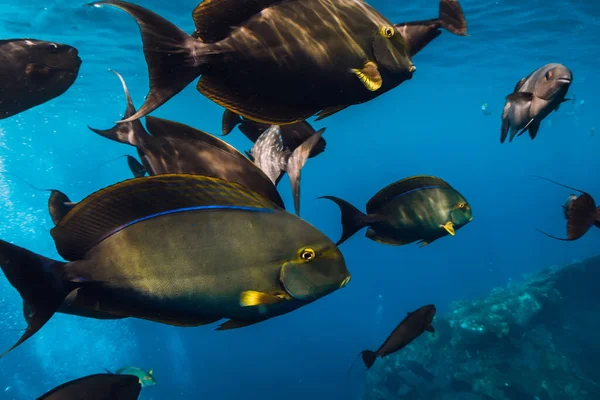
[361,304,436,369]
[501,63,573,143]
[533,176,600,241]
[88,0,466,124]
[0,174,350,358]
[36,373,141,400]
[0,39,81,119]
[320,176,473,246]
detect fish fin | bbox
[0,240,72,358]
[351,61,383,91]
[215,319,260,330]
[197,75,318,125]
[192,0,290,43]
[440,221,455,235]
[126,156,147,178]
[502,93,533,143]
[250,125,288,184]
[418,240,429,247]
[361,350,378,369]
[437,0,467,35]
[500,109,510,144]
[506,92,534,102]
[87,70,149,146]
[566,193,596,240]
[239,290,285,307]
[50,174,277,261]
[528,119,541,140]
[315,106,349,121]
[222,109,242,136]
[513,76,529,92]
[104,368,115,374]
[426,323,435,333]
[366,176,452,213]
[88,1,205,121]
[318,196,370,245]
[366,228,414,246]
[144,115,209,140]
[48,190,75,226]
[285,128,325,216]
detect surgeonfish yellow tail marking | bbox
[351,61,382,91]
[441,221,455,236]
[239,291,286,307]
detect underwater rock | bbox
[364,255,600,400]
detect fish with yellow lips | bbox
[87,0,466,125]
[0,174,350,358]
[320,176,473,246]
[105,367,156,388]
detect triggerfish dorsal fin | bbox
[50,174,278,261]
[366,175,452,213]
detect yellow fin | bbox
[149,369,153,376]
[418,241,429,247]
[351,61,382,91]
[240,291,285,307]
[441,221,455,236]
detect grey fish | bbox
[37,373,141,400]
[501,63,572,143]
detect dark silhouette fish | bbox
[87,0,466,125]
[0,39,81,119]
[36,373,141,400]
[533,176,600,241]
[0,174,350,358]
[249,125,323,215]
[501,63,573,143]
[88,70,285,209]
[222,110,327,159]
[361,304,436,369]
[320,176,473,246]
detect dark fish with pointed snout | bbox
[360,304,436,369]
[533,176,600,241]
[501,63,573,143]
[0,39,81,119]
[37,374,141,400]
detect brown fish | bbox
[37,373,141,400]
[361,304,436,369]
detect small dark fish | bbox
[404,360,435,382]
[320,175,473,246]
[105,367,156,387]
[86,0,467,124]
[360,304,436,369]
[126,155,147,178]
[250,125,323,215]
[222,110,327,159]
[533,175,600,241]
[0,39,81,119]
[36,373,141,400]
[501,63,573,143]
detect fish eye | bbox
[458,203,466,209]
[300,248,316,261]
[379,26,394,38]
[546,70,553,80]
[47,43,59,53]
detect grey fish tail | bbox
[317,196,369,245]
[88,0,208,121]
[438,0,467,36]
[0,240,71,358]
[361,350,378,369]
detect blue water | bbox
[0,0,598,399]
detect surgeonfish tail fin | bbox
[285,128,325,216]
[594,207,600,229]
[0,240,71,358]
[222,110,243,136]
[438,0,467,36]
[126,155,147,178]
[87,1,206,122]
[87,70,148,146]
[317,196,370,245]
[361,350,378,369]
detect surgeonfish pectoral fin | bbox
[351,61,382,91]
[425,323,435,333]
[315,105,349,121]
[239,290,286,307]
[441,221,455,235]
[286,128,325,216]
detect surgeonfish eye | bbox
[47,43,59,53]
[458,202,466,209]
[546,70,554,80]
[300,248,316,261]
[379,26,395,38]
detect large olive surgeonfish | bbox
[320,176,473,246]
[0,174,350,358]
[37,374,141,400]
[88,0,419,125]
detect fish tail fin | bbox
[438,0,467,36]
[88,69,149,146]
[595,207,600,228]
[285,128,325,216]
[126,155,147,178]
[222,110,243,136]
[361,350,378,369]
[0,240,71,358]
[104,368,115,374]
[88,1,207,121]
[317,196,369,245]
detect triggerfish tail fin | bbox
[318,196,370,245]
[361,350,378,369]
[87,69,148,146]
[438,0,467,36]
[0,240,71,358]
[87,0,207,122]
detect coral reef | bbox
[364,255,600,400]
